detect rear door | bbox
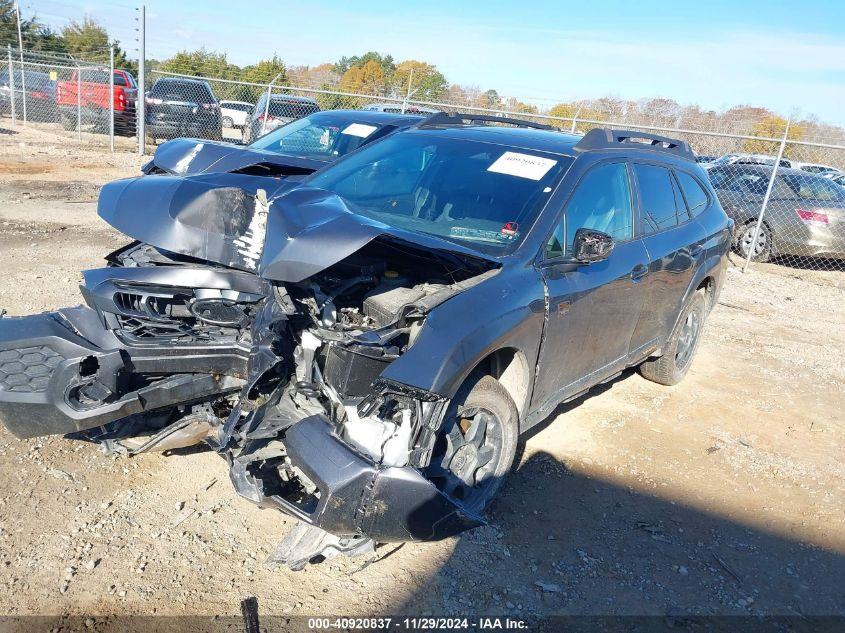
[630,163,707,351]
[531,160,650,409]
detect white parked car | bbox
[219,100,254,129]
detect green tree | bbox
[334,51,395,78]
[391,60,447,100]
[61,18,132,71]
[475,89,501,109]
[159,49,237,79]
[241,55,287,85]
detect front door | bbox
[531,161,650,411]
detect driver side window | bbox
[545,162,633,258]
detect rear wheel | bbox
[425,374,519,515]
[734,220,772,263]
[222,116,234,128]
[60,114,77,131]
[639,290,708,386]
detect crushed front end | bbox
[0,224,494,547]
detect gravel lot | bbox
[0,123,843,623]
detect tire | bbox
[733,220,772,263]
[60,114,77,131]
[222,116,234,128]
[639,290,708,386]
[425,373,519,515]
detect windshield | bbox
[251,114,390,160]
[307,132,573,254]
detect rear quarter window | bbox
[633,164,680,232]
[676,171,709,217]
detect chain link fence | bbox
[2,48,844,272]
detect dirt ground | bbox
[0,123,843,622]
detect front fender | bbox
[380,266,545,400]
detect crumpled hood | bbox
[98,174,496,283]
[149,138,327,177]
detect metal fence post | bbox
[6,45,15,125]
[76,67,82,140]
[742,119,791,273]
[261,72,283,137]
[137,3,146,155]
[109,46,115,152]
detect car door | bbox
[629,163,708,351]
[531,161,650,410]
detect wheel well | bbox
[473,348,530,419]
[696,276,715,310]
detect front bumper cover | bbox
[230,415,484,543]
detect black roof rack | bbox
[574,128,694,160]
[418,112,553,131]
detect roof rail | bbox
[574,128,694,160]
[418,112,553,131]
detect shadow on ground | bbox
[385,447,845,618]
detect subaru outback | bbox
[0,115,732,567]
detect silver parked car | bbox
[243,94,320,143]
[708,164,845,262]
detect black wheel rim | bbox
[426,406,505,509]
[675,309,701,370]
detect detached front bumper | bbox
[0,307,242,439]
[230,415,484,543]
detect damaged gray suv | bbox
[0,115,732,567]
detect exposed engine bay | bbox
[0,219,498,559]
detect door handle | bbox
[629,264,648,281]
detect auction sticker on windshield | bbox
[488,151,557,180]
[342,123,379,138]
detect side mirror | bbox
[573,228,614,263]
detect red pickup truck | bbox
[56,69,138,134]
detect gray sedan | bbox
[708,165,845,262]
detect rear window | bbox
[780,174,845,202]
[268,100,320,119]
[150,80,215,103]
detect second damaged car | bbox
[0,116,732,567]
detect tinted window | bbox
[268,100,320,118]
[251,114,387,159]
[150,80,214,103]
[634,164,679,232]
[546,162,632,257]
[113,73,127,87]
[308,134,572,254]
[676,171,709,217]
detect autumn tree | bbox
[334,52,395,78]
[744,115,805,156]
[391,60,447,100]
[339,60,386,95]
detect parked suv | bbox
[0,117,731,567]
[145,77,222,142]
[243,93,320,143]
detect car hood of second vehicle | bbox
[147,137,328,177]
[98,173,497,282]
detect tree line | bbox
[3,4,843,155]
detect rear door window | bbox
[676,171,709,217]
[633,164,679,233]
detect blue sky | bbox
[29,0,845,124]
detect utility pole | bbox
[14,1,26,123]
[136,4,146,155]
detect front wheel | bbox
[424,374,519,515]
[639,290,708,386]
[222,116,234,128]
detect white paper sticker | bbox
[487,151,558,180]
[341,123,378,138]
